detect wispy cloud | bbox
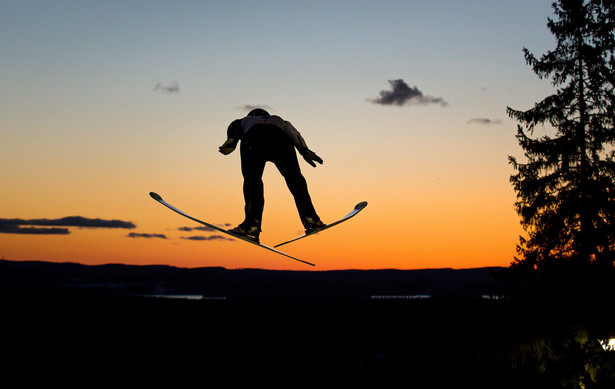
[126,233,167,239]
[467,118,502,125]
[153,81,179,94]
[0,225,70,235]
[0,217,136,235]
[236,104,273,112]
[178,226,214,232]
[178,224,231,233]
[369,79,448,107]
[179,224,234,242]
[181,235,233,241]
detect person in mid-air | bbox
[219,108,326,243]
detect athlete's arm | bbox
[219,120,243,155]
[285,121,323,167]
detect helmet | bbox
[247,108,270,117]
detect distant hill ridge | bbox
[0,259,505,302]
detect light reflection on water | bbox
[370,295,431,300]
[135,294,227,301]
[369,294,505,300]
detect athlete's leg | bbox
[239,141,266,228]
[273,143,323,228]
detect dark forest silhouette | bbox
[502,0,615,387]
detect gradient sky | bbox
[1,0,559,270]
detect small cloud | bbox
[369,79,448,107]
[126,233,167,239]
[467,118,502,125]
[181,235,233,241]
[154,81,180,94]
[237,104,273,112]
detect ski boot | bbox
[228,222,261,243]
[303,216,326,235]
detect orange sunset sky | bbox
[2,1,558,270]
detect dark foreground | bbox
[2,260,612,387]
[5,293,518,387]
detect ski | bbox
[274,201,368,248]
[149,192,315,267]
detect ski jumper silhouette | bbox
[219,108,325,243]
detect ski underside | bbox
[149,192,315,266]
[274,201,368,247]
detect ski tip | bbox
[356,201,368,210]
[149,192,163,201]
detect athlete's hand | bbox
[301,149,323,167]
[219,138,237,155]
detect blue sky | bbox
[3,1,556,112]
